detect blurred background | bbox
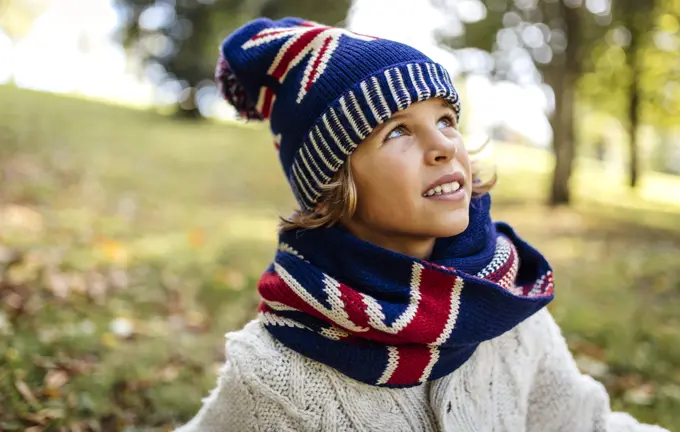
[1,0,679,430]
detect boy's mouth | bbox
[422,172,466,197]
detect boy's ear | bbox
[314,202,329,215]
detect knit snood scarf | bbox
[257,194,555,388]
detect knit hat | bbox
[216,17,461,211]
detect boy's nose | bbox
[424,133,460,165]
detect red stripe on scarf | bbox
[386,345,434,386]
[397,266,460,344]
[259,268,463,346]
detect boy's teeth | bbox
[423,181,462,197]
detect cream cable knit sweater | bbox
[176,309,668,432]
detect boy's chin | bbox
[425,215,470,239]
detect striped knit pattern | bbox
[256,195,555,388]
[291,62,460,210]
[217,17,461,210]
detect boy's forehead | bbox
[387,99,455,121]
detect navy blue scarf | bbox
[257,194,554,387]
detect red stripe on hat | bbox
[260,88,275,119]
[306,36,333,91]
[386,345,433,386]
[300,21,323,27]
[271,28,326,80]
[251,28,295,41]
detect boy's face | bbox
[343,97,472,257]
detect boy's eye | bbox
[386,125,406,140]
[385,115,456,141]
[438,115,456,129]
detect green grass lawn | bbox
[1,85,679,431]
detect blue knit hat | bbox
[216,17,461,211]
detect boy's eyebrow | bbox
[372,100,458,134]
[441,100,455,111]
[371,111,407,134]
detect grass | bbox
[1,84,679,431]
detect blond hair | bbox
[280,142,496,231]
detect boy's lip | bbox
[423,172,466,195]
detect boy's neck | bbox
[341,221,436,261]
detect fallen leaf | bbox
[159,365,179,382]
[1,204,44,233]
[36,408,64,420]
[5,291,24,310]
[20,411,47,425]
[624,383,655,405]
[575,354,609,379]
[187,229,206,248]
[45,271,70,298]
[223,269,246,291]
[97,238,129,265]
[15,379,39,407]
[44,369,69,392]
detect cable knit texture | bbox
[176,308,668,432]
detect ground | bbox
[1,85,679,431]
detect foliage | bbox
[0,0,50,41]
[580,0,680,128]
[113,0,351,116]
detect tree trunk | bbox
[549,1,579,206]
[625,11,641,189]
[628,72,640,188]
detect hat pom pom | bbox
[215,54,264,121]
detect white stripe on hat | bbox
[425,64,440,97]
[322,112,348,159]
[348,91,371,139]
[407,63,425,101]
[394,68,412,107]
[361,80,382,124]
[339,95,364,140]
[415,64,431,100]
[371,76,391,122]
[329,108,356,154]
[385,68,402,110]
[310,126,343,169]
[300,145,329,187]
[292,162,319,204]
[433,65,447,97]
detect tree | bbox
[0,0,50,41]
[580,0,679,185]
[619,0,655,188]
[432,0,610,206]
[114,0,351,118]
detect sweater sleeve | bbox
[526,310,669,432]
[174,357,317,432]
